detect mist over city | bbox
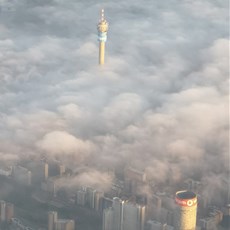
[0,0,229,230]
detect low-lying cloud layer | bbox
[0,0,229,204]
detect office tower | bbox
[27,161,48,183]
[86,187,97,209]
[103,198,146,230]
[77,189,86,206]
[5,203,14,222]
[124,167,146,194]
[146,220,162,230]
[100,197,113,214]
[123,202,146,230]
[103,207,114,230]
[59,164,65,176]
[146,221,174,230]
[150,194,162,221]
[174,191,197,230]
[97,9,109,65]
[0,200,6,222]
[94,191,104,212]
[113,197,124,230]
[56,219,75,230]
[44,162,49,180]
[12,165,31,185]
[48,211,58,230]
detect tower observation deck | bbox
[97,9,109,65]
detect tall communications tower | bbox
[97,9,109,65]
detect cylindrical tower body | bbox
[99,42,105,65]
[97,9,109,65]
[174,191,197,230]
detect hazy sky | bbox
[0,0,229,203]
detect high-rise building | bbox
[77,189,86,206]
[48,211,58,230]
[12,165,31,185]
[123,202,145,230]
[27,161,48,183]
[103,207,114,230]
[59,164,65,176]
[174,191,197,230]
[5,203,14,222]
[100,197,113,214]
[97,9,109,65]
[56,219,75,230]
[94,191,104,212]
[124,167,146,194]
[86,187,97,209]
[0,200,6,222]
[149,195,162,221]
[112,197,124,230]
[146,220,174,230]
[103,198,146,230]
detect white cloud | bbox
[0,0,228,203]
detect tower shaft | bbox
[99,42,105,65]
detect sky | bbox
[0,0,229,204]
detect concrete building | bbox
[149,195,162,221]
[41,178,56,196]
[222,204,230,216]
[97,9,109,65]
[122,202,145,230]
[12,165,31,185]
[103,197,146,230]
[48,211,58,230]
[184,179,202,194]
[198,218,216,230]
[0,200,6,222]
[124,167,146,194]
[56,219,75,230]
[146,220,174,230]
[27,161,48,184]
[174,191,197,230]
[5,202,14,222]
[48,211,74,230]
[113,197,124,230]
[100,197,113,214]
[94,191,104,212]
[86,187,97,209]
[146,220,162,230]
[77,188,86,206]
[0,166,12,176]
[59,164,65,176]
[208,207,223,225]
[103,207,114,230]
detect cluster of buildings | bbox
[48,211,75,230]
[103,197,146,230]
[102,190,197,230]
[75,187,104,212]
[0,160,229,230]
[0,160,64,189]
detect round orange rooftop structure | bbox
[174,191,197,230]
